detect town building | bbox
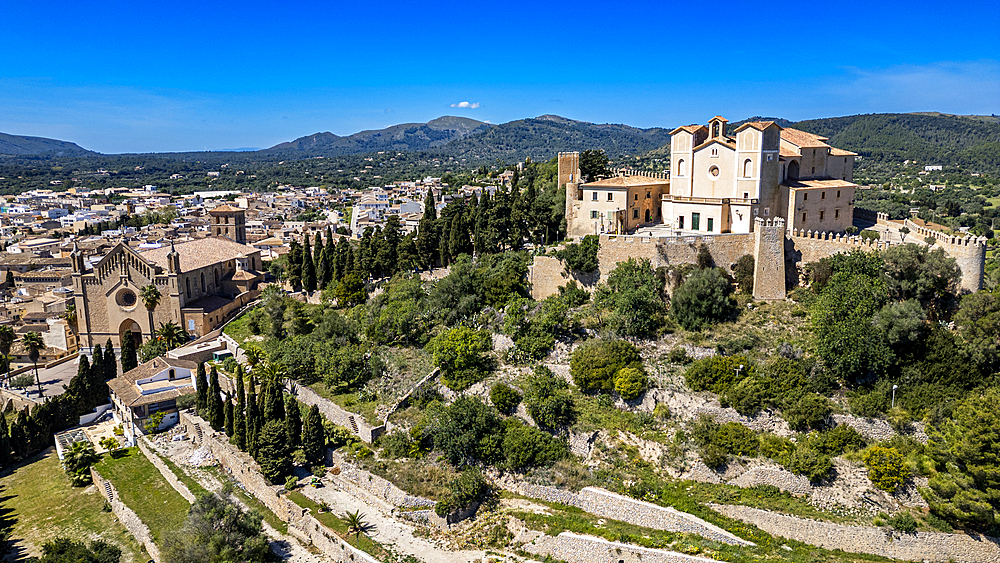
[107,356,197,445]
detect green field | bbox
[92,447,190,546]
[0,449,143,561]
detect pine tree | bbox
[301,404,324,467]
[103,338,117,380]
[302,234,317,292]
[284,395,301,450]
[224,395,234,437]
[196,363,208,414]
[120,331,138,373]
[0,413,10,468]
[256,420,291,483]
[208,366,224,431]
[234,370,247,451]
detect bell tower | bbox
[209,204,246,244]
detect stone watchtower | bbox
[752,217,786,301]
[559,152,582,234]
[209,204,246,244]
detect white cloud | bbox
[450,101,480,109]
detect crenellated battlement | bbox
[755,217,785,229]
[904,219,989,249]
[610,168,670,181]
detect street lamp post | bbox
[892,384,898,409]
[734,364,744,379]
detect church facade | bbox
[71,211,263,352]
[563,116,859,238]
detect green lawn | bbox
[287,490,392,560]
[92,447,190,546]
[308,381,381,426]
[0,449,143,561]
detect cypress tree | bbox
[73,354,92,413]
[208,366,224,431]
[234,370,247,451]
[256,420,291,483]
[224,394,234,437]
[0,413,10,469]
[120,331,138,373]
[103,338,117,380]
[285,395,301,450]
[301,404,324,466]
[196,362,207,414]
[438,215,451,267]
[321,226,335,288]
[474,190,492,255]
[246,376,259,456]
[313,232,325,288]
[92,343,103,375]
[417,190,438,269]
[9,412,25,460]
[287,241,303,290]
[302,234,316,292]
[88,345,102,407]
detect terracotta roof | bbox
[830,147,858,156]
[780,128,830,148]
[183,295,231,314]
[693,138,736,152]
[108,356,198,407]
[783,179,858,189]
[779,146,800,158]
[583,175,670,188]
[734,121,780,133]
[209,205,243,213]
[669,124,707,135]
[139,238,259,272]
[252,237,285,247]
[710,116,729,122]
[231,269,261,282]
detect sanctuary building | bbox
[563,116,859,238]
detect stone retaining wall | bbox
[292,384,385,443]
[523,531,726,563]
[137,436,196,503]
[832,414,929,444]
[286,503,381,563]
[497,475,585,508]
[332,461,435,509]
[180,411,291,522]
[578,488,753,546]
[91,467,162,563]
[714,504,1000,563]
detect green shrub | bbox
[570,340,642,392]
[557,235,600,273]
[653,403,671,420]
[435,468,489,517]
[667,348,691,364]
[714,422,759,457]
[924,512,953,532]
[489,382,522,414]
[862,446,908,493]
[783,393,832,431]
[849,389,889,417]
[786,445,833,482]
[726,375,777,416]
[759,434,796,464]
[887,511,918,533]
[733,254,755,294]
[502,420,567,469]
[700,444,728,469]
[671,267,735,331]
[614,367,647,400]
[684,355,754,395]
[524,366,575,429]
[426,326,493,391]
[379,431,413,459]
[815,424,865,456]
[284,476,299,491]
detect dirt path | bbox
[299,485,486,563]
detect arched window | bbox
[200,272,205,293]
[743,159,753,178]
[677,158,687,176]
[214,268,220,288]
[186,278,191,298]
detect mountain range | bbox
[2,112,998,171]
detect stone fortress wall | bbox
[532,212,987,300]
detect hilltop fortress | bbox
[532,116,986,300]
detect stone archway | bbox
[788,160,800,180]
[118,319,142,348]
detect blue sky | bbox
[1,0,998,153]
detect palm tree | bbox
[22,331,44,397]
[155,322,188,350]
[139,285,162,339]
[340,510,372,539]
[0,325,14,387]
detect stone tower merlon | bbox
[752,217,786,301]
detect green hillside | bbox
[439,115,673,163]
[0,132,95,156]
[792,113,1000,171]
[264,116,489,156]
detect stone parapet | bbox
[714,504,1000,563]
[292,384,385,443]
[138,436,196,503]
[92,467,162,563]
